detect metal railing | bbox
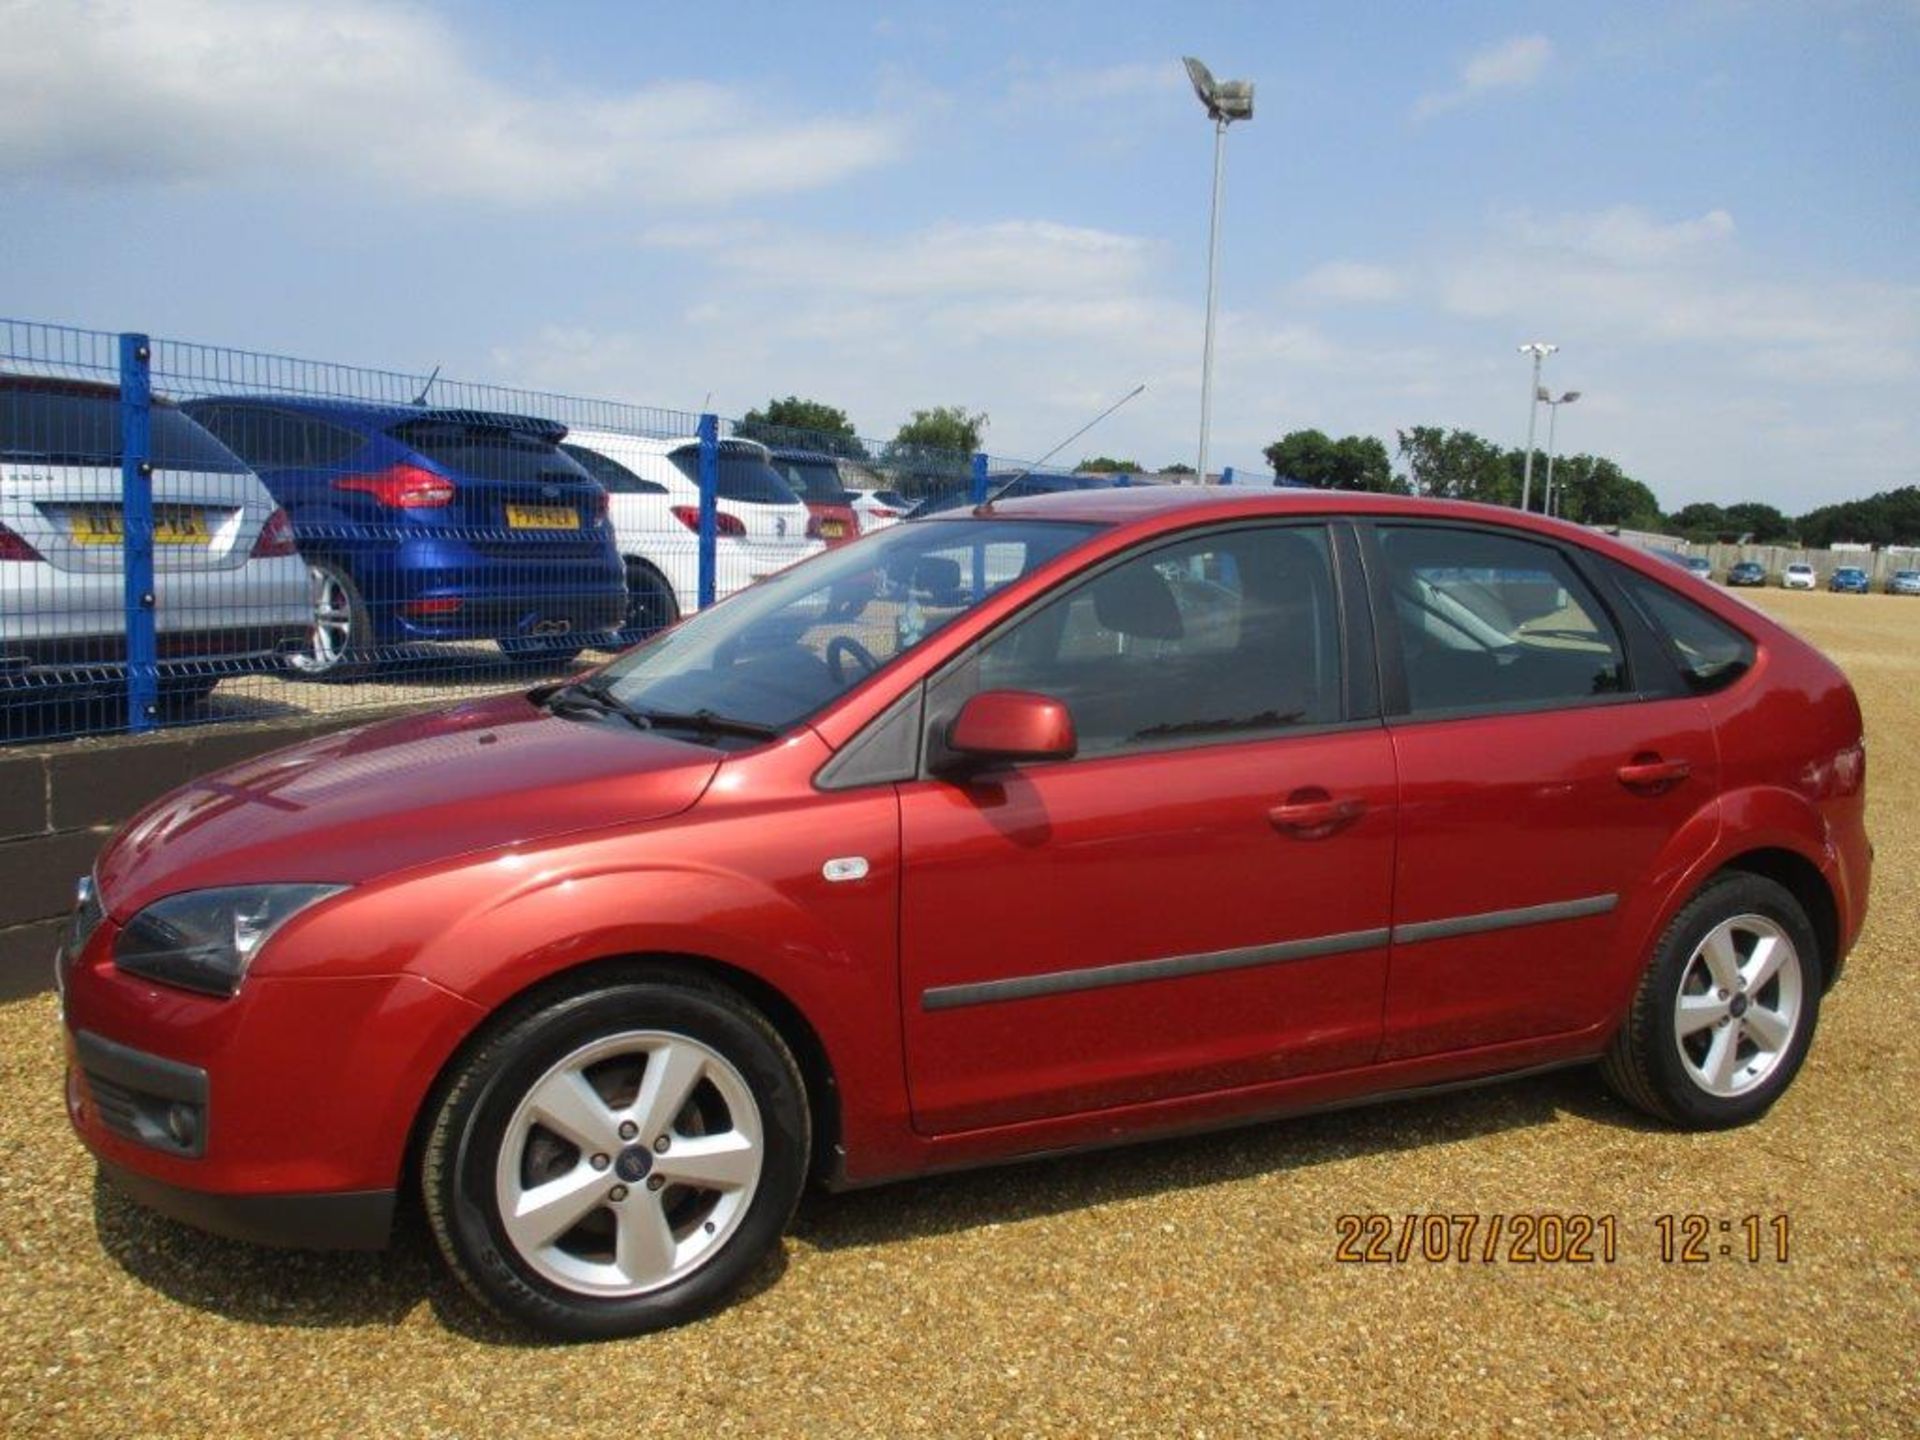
[3,317,1006,744]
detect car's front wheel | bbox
[421,972,810,1339]
[1601,872,1822,1128]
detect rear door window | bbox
[1609,564,1755,694]
[1375,525,1628,715]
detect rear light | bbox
[333,462,456,508]
[670,505,745,538]
[0,523,43,561]
[250,507,298,558]
[591,489,609,522]
[867,505,902,519]
[401,597,463,617]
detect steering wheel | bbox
[826,635,882,686]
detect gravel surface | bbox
[2,588,1915,1438]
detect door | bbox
[1366,522,1719,1059]
[898,523,1397,1134]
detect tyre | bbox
[289,560,375,681]
[613,558,680,648]
[421,972,810,1340]
[1601,873,1822,1128]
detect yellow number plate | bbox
[819,521,846,538]
[69,506,210,546]
[506,504,580,530]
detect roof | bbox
[183,394,566,440]
[565,428,769,459]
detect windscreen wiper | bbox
[537,677,654,732]
[630,707,780,740]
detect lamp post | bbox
[1517,341,1557,511]
[1184,57,1254,484]
[1541,389,1580,517]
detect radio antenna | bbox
[412,364,441,407]
[978,383,1147,511]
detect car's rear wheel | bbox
[289,561,374,681]
[421,973,810,1340]
[1601,873,1821,1128]
[614,558,679,648]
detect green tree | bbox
[880,405,987,485]
[738,396,868,460]
[1798,485,1920,548]
[1074,455,1140,474]
[1263,429,1401,492]
[1546,455,1663,529]
[1396,426,1512,503]
[1161,462,1197,475]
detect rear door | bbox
[1364,521,1718,1058]
[898,522,1398,1133]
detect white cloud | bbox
[0,0,900,205]
[693,220,1159,298]
[1414,35,1554,119]
[1292,261,1408,305]
[999,60,1187,112]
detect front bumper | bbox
[60,919,484,1248]
[97,1158,394,1249]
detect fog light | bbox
[165,1104,199,1149]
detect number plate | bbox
[818,521,846,539]
[506,504,579,530]
[69,506,210,546]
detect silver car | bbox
[1890,569,1920,596]
[1,376,311,706]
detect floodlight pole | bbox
[1542,389,1580,517]
[1517,342,1557,512]
[1197,115,1227,485]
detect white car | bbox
[833,460,911,534]
[1783,563,1817,591]
[1,375,311,710]
[559,430,822,639]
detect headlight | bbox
[113,885,346,997]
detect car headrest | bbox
[913,555,963,605]
[1092,563,1183,641]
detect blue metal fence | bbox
[4,317,1058,745]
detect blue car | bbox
[184,398,626,676]
[1830,566,1871,594]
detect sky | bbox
[1,0,1915,512]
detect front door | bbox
[898,523,1398,1134]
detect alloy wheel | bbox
[492,1030,765,1297]
[289,565,354,675]
[1672,913,1804,1098]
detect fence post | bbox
[969,452,989,507]
[119,333,158,733]
[697,412,718,610]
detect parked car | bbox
[183,398,624,675]
[1783,563,1817,591]
[906,471,1117,518]
[1659,551,1714,582]
[60,489,1869,1340]
[764,448,860,548]
[2,375,309,708]
[845,482,911,534]
[1829,566,1870,594]
[1726,561,1767,588]
[1888,569,1920,596]
[557,432,821,620]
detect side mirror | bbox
[944,690,1077,766]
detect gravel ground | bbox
[2,588,1915,1438]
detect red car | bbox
[58,488,1869,1339]
[767,447,860,547]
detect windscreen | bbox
[2,387,246,472]
[388,418,592,485]
[668,444,799,504]
[598,518,1100,730]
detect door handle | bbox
[1268,790,1365,837]
[1617,755,1691,792]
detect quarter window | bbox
[1376,526,1627,714]
[1611,565,1755,694]
[955,525,1343,757]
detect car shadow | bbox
[794,1065,1654,1251]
